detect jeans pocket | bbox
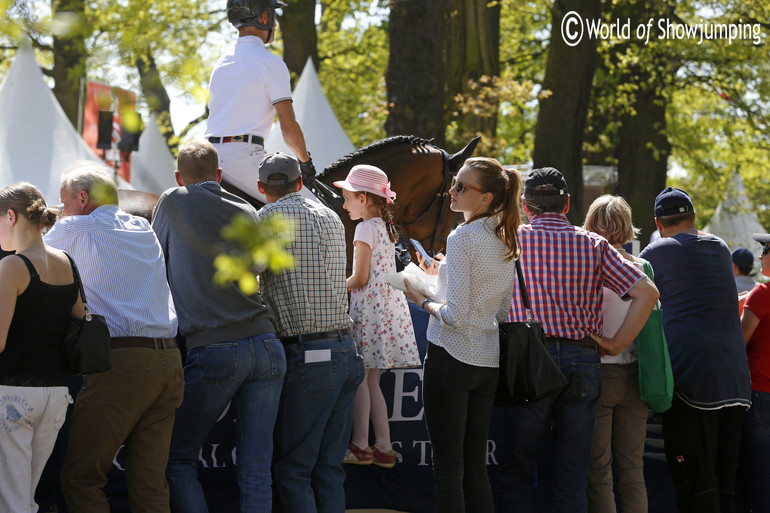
[192,343,238,385]
[300,360,337,398]
[749,392,770,425]
[263,338,287,380]
[171,366,184,409]
[571,362,601,402]
[55,392,74,431]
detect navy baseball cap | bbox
[524,167,568,196]
[654,187,693,217]
[732,247,754,268]
[258,152,301,185]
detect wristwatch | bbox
[421,297,433,310]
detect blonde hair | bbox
[584,194,639,245]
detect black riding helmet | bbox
[227,0,287,31]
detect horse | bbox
[118,135,481,268]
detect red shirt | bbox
[506,213,645,339]
[745,282,770,392]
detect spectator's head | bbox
[653,187,695,229]
[0,182,59,240]
[522,167,569,216]
[257,152,301,202]
[584,194,639,246]
[732,247,755,277]
[176,140,221,186]
[753,233,770,278]
[59,161,118,216]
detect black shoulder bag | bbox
[495,259,568,407]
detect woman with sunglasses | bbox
[739,233,770,513]
[404,157,521,513]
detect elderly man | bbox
[640,187,750,513]
[256,152,363,513]
[498,167,659,513]
[44,161,182,513]
[153,140,285,512]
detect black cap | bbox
[654,187,693,217]
[524,167,568,196]
[732,247,754,268]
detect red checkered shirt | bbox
[506,213,645,339]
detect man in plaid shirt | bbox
[256,152,364,513]
[497,168,659,512]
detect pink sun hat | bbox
[333,165,396,203]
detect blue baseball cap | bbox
[732,247,754,268]
[654,187,693,217]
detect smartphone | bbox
[410,238,433,266]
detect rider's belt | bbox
[208,135,264,146]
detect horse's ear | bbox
[447,136,481,173]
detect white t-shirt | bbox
[205,36,292,139]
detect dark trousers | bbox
[663,393,745,513]
[423,343,498,513]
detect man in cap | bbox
[206,0,315,204]
[498,167,659,512]
[256,152,364,513]
[639,186,751,513]
[152,140,286,511]
[733,247,757,293]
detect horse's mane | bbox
[321,135,437,176]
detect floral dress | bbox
[350,217,420,369]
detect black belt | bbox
[544,336,597,351]
[208,135,264,145]
[111,337,178,350]
[282,328,352,346]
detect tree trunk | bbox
[50,0,88,128]
[278,0,319,80]
[444,0,500,148]
[533,0,602,223]
[385,0,448,145]
[136,53,175,150]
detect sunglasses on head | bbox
[761,245,770,257]
[450,177,484,195]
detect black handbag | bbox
[62,254,112,375]
[495,260,568,407]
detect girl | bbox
[334,164,420,468]
[0,182,84,513]
[404,157,521,513]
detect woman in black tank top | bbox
[0,182,85,512]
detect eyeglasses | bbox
[761,245,770,257]
[450,177,484,195]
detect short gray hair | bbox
[60,161,119,205]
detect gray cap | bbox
[258,152,301,185]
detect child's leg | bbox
[369,369,393,453]
[351,369,372,450]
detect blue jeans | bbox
[272,331,364,513]
[741,390,770,513]
[423,343,498,513]
[498,343,601,513]
[166,333,286,513]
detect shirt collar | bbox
[276,192,303,204]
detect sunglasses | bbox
[450,177,484,195]
[761,245,770,257]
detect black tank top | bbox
[0,254,78,386]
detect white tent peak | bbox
[265,57,355,172]
[703,171,767,257]
[129,113,178,194]
[0,41,101,203]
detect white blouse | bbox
[427,217,518,367]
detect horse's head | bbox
[445,136,482,177]
[118,189,160,222]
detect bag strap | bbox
[63,252,90,314]
[515,259,535,322]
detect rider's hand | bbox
[299,158,317,179]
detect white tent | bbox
[0,43,103,204]
[703,171,767,258]
[265,57,355,172]
[129,113,178,194]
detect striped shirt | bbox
[506,213,645,339]
[256,193,352,337]
[43,204,177,338]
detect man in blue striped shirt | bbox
[44,160,182,513]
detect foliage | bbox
[214,212,296,295]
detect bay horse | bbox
[117,135,481,268]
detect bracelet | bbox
[421,298,433,310]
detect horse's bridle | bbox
[410,150,458,254]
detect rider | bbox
[206,0,316,203]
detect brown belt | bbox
[544,336,597,351]
[111,337,178,350]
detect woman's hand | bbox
[415,252,443,276]
[403,278,425,306]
